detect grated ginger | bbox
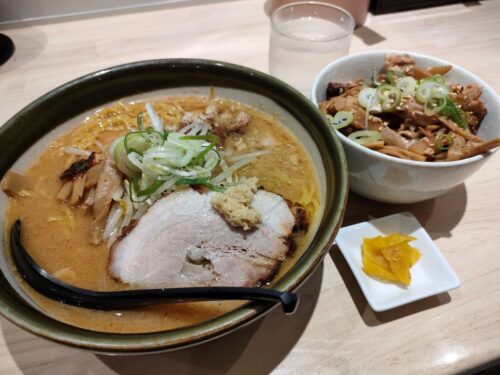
[211,177,261,230]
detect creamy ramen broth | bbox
[4,95,320,333]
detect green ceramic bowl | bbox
[0,59,348,353]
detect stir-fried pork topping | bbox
[182,103,252,143]
[319,53,499,162]
[384,53,416,72]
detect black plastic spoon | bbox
[9,220,298,314]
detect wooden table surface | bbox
[1,1,499,374]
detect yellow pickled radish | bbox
[361,233,421,286]
[380,246,412,285]
[362,256,400,283]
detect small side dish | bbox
[336,212,460,312]
[319,53,500,162]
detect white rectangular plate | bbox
[336,212,460,312]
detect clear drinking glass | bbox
[268,1,355,96]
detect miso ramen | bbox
[2,92,320,333]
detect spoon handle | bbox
[69,287,298,314]
[10,220,298,314]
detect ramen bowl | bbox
[0,59,348,353]
[311,50,500,204]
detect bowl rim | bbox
[311,49,500,168]
[0,58,349,353]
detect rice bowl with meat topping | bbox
[312,50,500,203]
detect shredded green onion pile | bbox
[110,113,224,202]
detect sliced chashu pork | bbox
[108,189,296,288]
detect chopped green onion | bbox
[129,178,150,203]
[137,112,145,133]
[430,74,446,85]
[358,87,377,108]
[114,132,151,177]
[416,77,448,103]
[189,142,217,167]
[424,93,447,116]
[441,97,468,128]
[435,133,454,151]
[175,177,225,192]
[129,194,149,204]
[146,131,166,146]
[180,134,219,145]
[124,132,148,155]
[327,111,354,130]
[348,130,382,145]
[386,69,398,85]
[375,84,401,112]
[132,178,164,197]
[136,112,165,146]
[396,76,417,96]
[145,103,164,132]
